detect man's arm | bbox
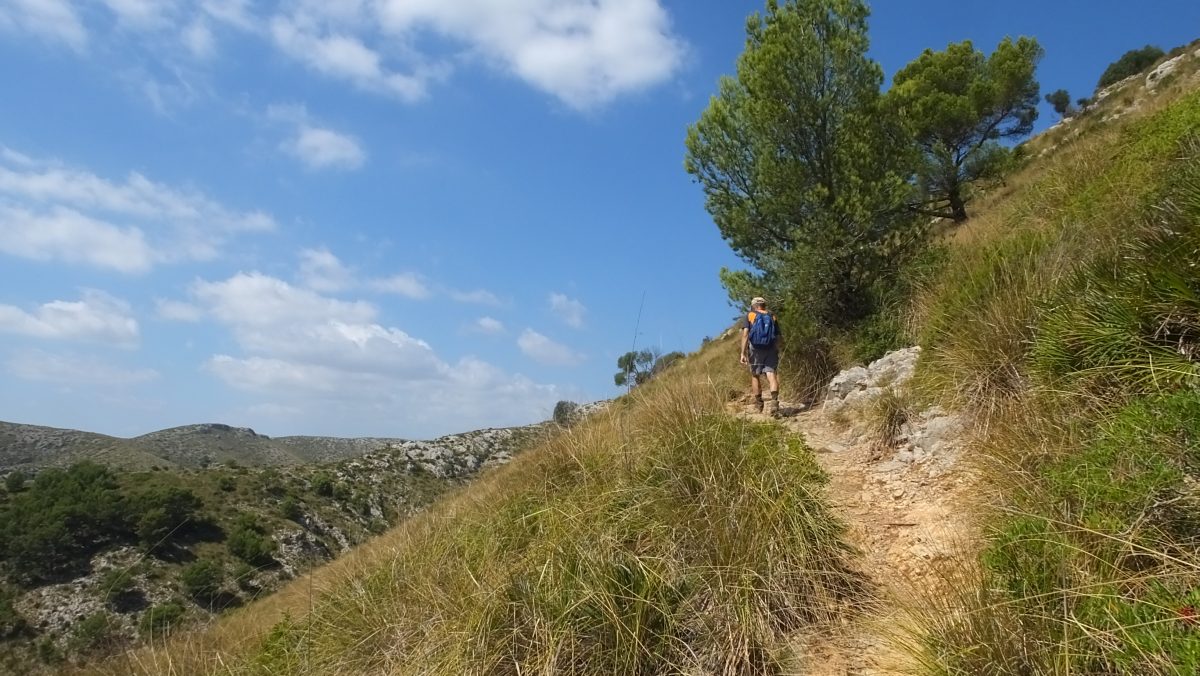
[739,328,749,364]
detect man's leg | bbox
[748,370,763,413]
[764,370,780,416]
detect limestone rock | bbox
[1146,54,1186,88]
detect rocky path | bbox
[743,347,980,675]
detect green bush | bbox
[129,484,203,550]
[310,473,334,497]
[3,471,25,494]
[227,515,274,566]
[551,400,579,426]
[0,462,128,582]
[332,482,352,502]
[1097,44,1165,90]
[138,601,186,639]
[180,559,223,601]
[217,476,236,492]
[69,611,119,654]
[98,567,136,606]
[232,561,257,592]
[280,496,302,521]
[35,637,61,664]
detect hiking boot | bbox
[764,393,780,417]
[746,396,764,414]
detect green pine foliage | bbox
[1097,45,1166,89]
[888,37,1043,222]
[180,560,224,601]
[686,0,921,329]
[226,515,275,567]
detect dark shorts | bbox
[748,346,779,375]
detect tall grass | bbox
[908,85,1200,673]
[91,337,861,676]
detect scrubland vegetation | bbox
[906,72,1200,674]
[17,1,1200,673]
[86,339,865,675]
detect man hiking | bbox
[739,296,781,416]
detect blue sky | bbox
[1,0,1197,439]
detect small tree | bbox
[1096,45,1165,90]
[138,601,185,638]
[685,0,918,327]
[280,495,302,521]
[1045,89,1072,118]
[651,351,686,377]
[226,514,274,566]
[552,400,580,426]
[180,559,223,601]
[310,473,334,497]
[614,350,657,387]
[888,37,1043,222]
[130,485,203,550]
[1075,97,1092,110]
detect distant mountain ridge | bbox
[0,420,496,471]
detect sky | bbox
[1,1,1198,440]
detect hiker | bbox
[739,296,781,416]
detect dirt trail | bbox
[739,348,981,674]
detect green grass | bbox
[907,83,1200,674]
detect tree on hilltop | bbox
[614,350,686,388]
[685,0,919,326]
[1045,89,1072,118]
[1096,45,1164,90]
[614,350,656,388]
[887,37,1043,223]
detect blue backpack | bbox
[747,311,778,348]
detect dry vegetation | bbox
[902,54,1200,673]
[85,337,863,675]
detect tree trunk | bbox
[948,186,968,222]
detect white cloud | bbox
[370,272,430,300]
[102,0,172,29]
[182,19,215,59]
[298,247,354,292]
[549,292,586,328]
[0,0,88,51]
[7,349,158,385]
[200,0,253,30]
[374,0,685,109]
[182,271,568,437]
[156,298,203,322]
[192,272,376,329]
[269,104,366,171]
[472,316,505,335]
[450,288,503,306]
[517,329,583,367]
[287,126,366,171]
[0,146,275,272]
[269,16,431,101]
[5,1,685,111]
[0,290,139,347]
[0,204,155,273]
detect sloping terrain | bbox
[0,422,550,674]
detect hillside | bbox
[0,419,554,674]
[0,420,497,471]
